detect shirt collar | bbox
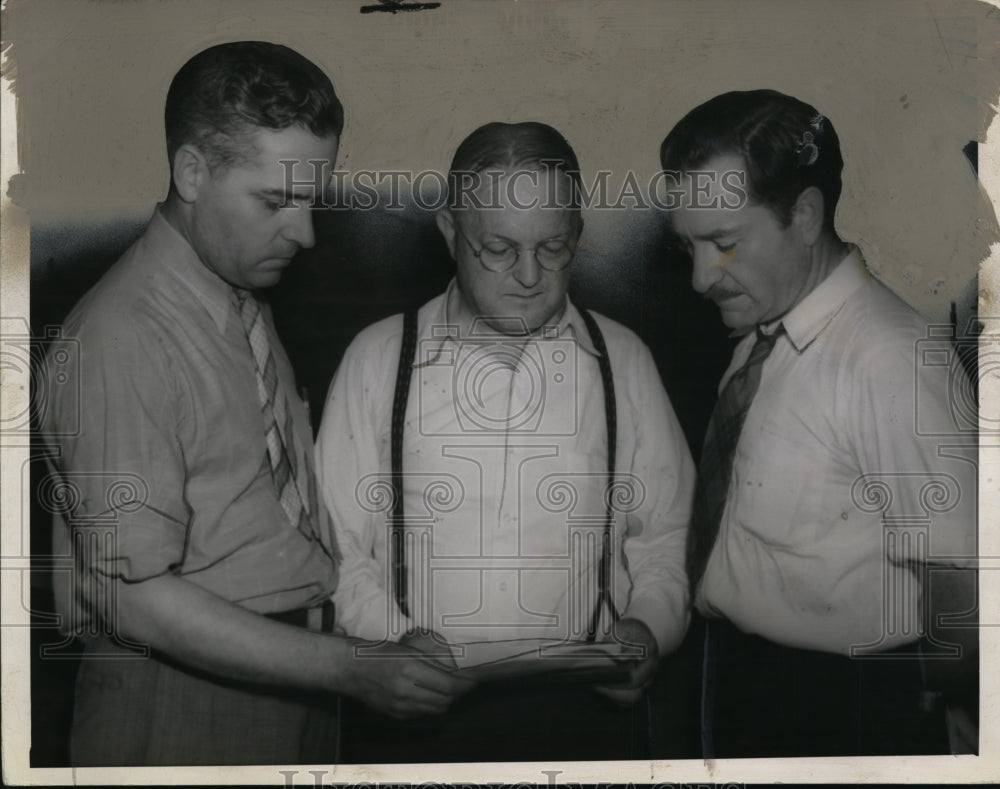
[143,205,235,334]
[417,278,601,365]
[778,245,869,352]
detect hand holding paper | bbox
[443,631,642,685]
[400,628,461,669]
[346,636,476,719]
[593,618,659,705]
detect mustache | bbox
[704,285,743,301]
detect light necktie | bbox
[232,288,317,541]
[686,324,784,598]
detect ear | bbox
[792,186,825,246]
[435,208,458,259]
[171,143,209,204]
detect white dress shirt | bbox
[697,249,977,654]
[316,280,695,655]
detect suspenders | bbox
[390,308,620,640]
[576,307,619,641]
[390,310,419,617]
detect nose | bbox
[282,205,316,250]
[511,249,542,288]
[690,245,724,294]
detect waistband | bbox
[706,616,926,660]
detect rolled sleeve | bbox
[45,314,190,626]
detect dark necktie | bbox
[686,324,784,598]
[232,288,318,541]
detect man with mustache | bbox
[659,89,978,756]
[40,41,469,767]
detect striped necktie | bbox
[232,288,317,541]
[686,324,784,599]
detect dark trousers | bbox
[340,681,650,763]
[702,618,949,757]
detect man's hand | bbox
[346,635,475,719]
[399,628,459,669]
[109,573,475,721]
[594,617,659,705]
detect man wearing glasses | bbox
[315,122,695,761]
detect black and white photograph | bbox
[0,0,997,784]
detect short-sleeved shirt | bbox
[43,207,339,636]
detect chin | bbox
[474,299,564,335]
[249,270,287,289]
[480,316,533,336]
[718,307,754,331]
[525,311,562,334]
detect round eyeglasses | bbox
[453,222,575,273]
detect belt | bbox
[264,599,335,633]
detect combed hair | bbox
[165,41,344,172]
[447,121,583,211]
[659,89,843,228]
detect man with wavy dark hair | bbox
[42,40,470,767]
[660,89,977,756]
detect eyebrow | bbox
[255,187,315,201]
[689,226,741,241]
[483,232,570,245]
